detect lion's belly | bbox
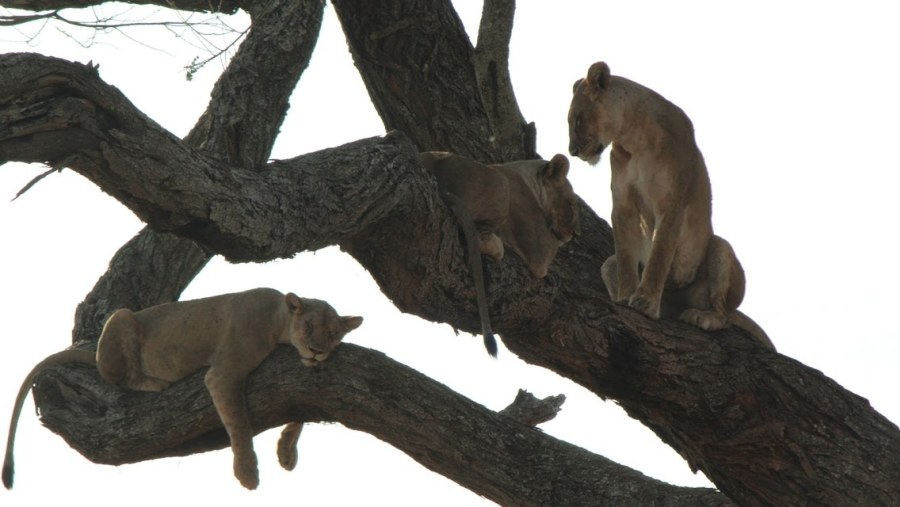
[135,307,222,382]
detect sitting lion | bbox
[421,151,581,356]
[3,288,363,490]
[568,61,773,349]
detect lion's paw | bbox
[234,452,260,490]
[679,309,727,331]
[277,422,303,471]
[628,293,661,319]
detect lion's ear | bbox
[342,316,363,332]
[285,292,303,313]
[543,154,570,183]
[572,78,584,94]
[586,61,611,92]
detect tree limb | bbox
[332,0,510,162]
[0,56,417,259]
[32,344,732,507]
[473,0,536,160]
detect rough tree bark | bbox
[1,1,899,506]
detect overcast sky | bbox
[1,2,898,505]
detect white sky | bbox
[1,2,898,505]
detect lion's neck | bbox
[609,77,692,154]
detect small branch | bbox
[0,1,242,14]
[0,11,55,26]
[498,389,566,426]
[11,166,60,201]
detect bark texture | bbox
[1,1,899,506]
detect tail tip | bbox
[484,333,498,358]
[3,462,13,489]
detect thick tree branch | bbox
[0,55,415,260]
[473,0,536,160]
[185,0,325,169]
[32,344,731,507]
[332,0,519,162]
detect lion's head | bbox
[538,154,580,245]
[284,293,363,366]
[568,61,618,166]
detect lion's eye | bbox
[575,117,582,128]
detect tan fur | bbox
[569,62,773,349]
[3,288,363,490]
[421,151,581,355]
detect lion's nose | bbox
[568,143,579,157]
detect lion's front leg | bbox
[204,368,259,490]
[609,205,643,304]
[628,208,687,319]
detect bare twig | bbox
[1,6,247,79]
[11,166,60,202]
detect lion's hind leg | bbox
[204,367,259,490]
[478,230,505,262]
[96,309,170,391]
[277,422,304,471]
[705,235,745,314]
[600,255,617,300]
[679,308,728,331]
[677,236,744,331]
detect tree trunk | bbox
[1,1,899,506]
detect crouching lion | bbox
[3,287,363,490]
[421,151,581,356]
[568,61,773,349]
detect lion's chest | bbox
[610,155,673,226]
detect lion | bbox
[3,288,363,490]
[421,151,581,356]
[568,61,773,349]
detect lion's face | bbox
[540,154,581,244]
[568,61,617,166]
[285,295,363,367]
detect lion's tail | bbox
[4,348,96,489]
[443,192,498,357]
[729,310,776,352]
